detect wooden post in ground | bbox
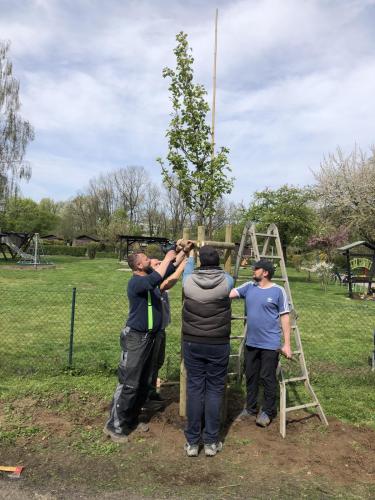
[224,224,232,274]
[197,225,205,267]
[179,227,190,417]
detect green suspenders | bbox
[147,291,153,331]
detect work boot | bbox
[103,424,129,443]
[204,442,223,457]
[256,411,271,427]
[184,443,199,457]
[148,392,166,403]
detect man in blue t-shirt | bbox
[230,259,291,427]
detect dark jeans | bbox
[107,327,155,433]
[148,329,166,395]
[183,341,230,445]
[244,346,279,418]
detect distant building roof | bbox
[338,241,375,252]
[117,235,169,243]
[41,234,64,240]
[74,235,100,241]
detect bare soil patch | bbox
[1,387,374,499]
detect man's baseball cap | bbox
[199,245,220,267]
[253,259,274,277]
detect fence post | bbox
[372,329,375,372]
[68,287,77,368]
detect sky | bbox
[1,0,375,205]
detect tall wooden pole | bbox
[211,8,218,156]
[208,8,218,239]
[179,227,191,417]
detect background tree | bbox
[2,197,58,233]
[244,185,318,256]
[0,41,34,207]
[314,146,375,243]
[158,32,233,236]
[114,166,147,231]
[163,179,188,238]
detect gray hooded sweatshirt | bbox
[182,267,233,344]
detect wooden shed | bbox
[338,241,375,298]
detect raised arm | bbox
[160,256,188,291]
[154,250,177,279]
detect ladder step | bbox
[231,316,246,320]
[230,335,245,340]
[285,402,319,413]
[229,354,239,358]
[255,233,277,238]
[282,376,307,383]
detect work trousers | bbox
[244,346,279,418]
[183,341,230,445]
[148,329,166,395]
[107,327,155,433]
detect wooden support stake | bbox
[224,224,232,273]
[197,226,206,267]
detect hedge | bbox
[44,245,87,256]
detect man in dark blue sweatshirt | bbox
[104,249,177,442]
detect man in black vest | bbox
[182,245,234,456]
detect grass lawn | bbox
[1,255,374,497]
[0,255,374,429]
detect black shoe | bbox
[148,392,166,402]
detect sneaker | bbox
[256,411,271,427]
[103,424,129,443]
[204,442,223,457]
[184,442,199,457]
[135,422,149,433]
[234,408,257,422]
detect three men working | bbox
[105,245,291,454]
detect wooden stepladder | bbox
[233,222,328,437]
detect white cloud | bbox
[0,0,374,203]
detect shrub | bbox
[291,254,302,271]
[44,245,87,257]
[87,243,98,260]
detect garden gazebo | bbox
[338,241,375,298]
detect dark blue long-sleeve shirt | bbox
[126,263,175,333]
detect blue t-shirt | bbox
[235,281,290,350]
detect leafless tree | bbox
[114,166,147,229]
[163,182,188,238]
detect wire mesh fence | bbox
[0,287,374,381]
